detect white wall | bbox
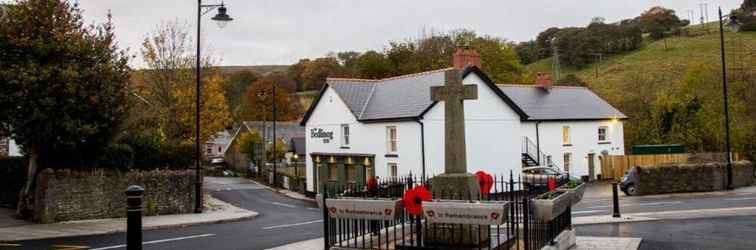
[522,120,625,179]
[304,87,424,192]
[422,73,522,178]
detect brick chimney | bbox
[535,72,553,90]
[452,46,481,70]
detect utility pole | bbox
[591,53,603,78]
[551,37,561,82]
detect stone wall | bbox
[636,161,754,195]
[34,168,198,223]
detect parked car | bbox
[620,167,639,196]
[521,166,580,191]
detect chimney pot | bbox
[452,47,481,70]
[535,72,553,90]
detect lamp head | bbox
[211,4,233,28]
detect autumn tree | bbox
[640,6,686,39]
[287,58,310,91]
[0,0,130,216]
[238,129,262,161]
[301,57,341,91]
[223,70,261,118]
[138,21,231,145]
[240,78,302,122]
[354,50,394,79]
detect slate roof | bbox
[497,85,627,121]
[329,68,450,121]
[301,66,625,124]
[290,137,306,155]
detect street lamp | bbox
[718,7,739,190]
[195,0,232,213]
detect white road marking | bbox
[307,207,320,210]
[585,201,682,209]
[724,197,756,201]
[271,202,297,208]
[90,234,215,250]
[262,220,323,230]
[572,210,604,214]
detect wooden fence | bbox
[599,152,741,181]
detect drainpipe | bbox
[416,119,427,181]
[536,121,541,165]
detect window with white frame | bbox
[388,163,398,177]
[341,124,350,146]
[562,126,571,145]
[563,153,572,173]
[386,126,397,153]
[598,126,609,142]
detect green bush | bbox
[97,144,134,170]
[158,142,195,169]
[119,131,163,169]
[0,157,27,208]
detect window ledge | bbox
[562,144,573,147]
[340,146,351,149]
[598,141,611,145]
[385,154,399,158]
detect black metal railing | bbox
[321,172,572,250]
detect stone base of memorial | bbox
[421,200,510,247]
[556,182,586,206]
[426,173,489,246]
[532,190,571,222]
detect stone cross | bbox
[430,69,478,174]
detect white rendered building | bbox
[300,48,626,194]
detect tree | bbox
[471,36,524,83]
[515,41,539,65]
[0,0,130,216]
[301,57,341,90]
[354,50,393,79]
[138,21,231,145]
[238,129,262,161]
[535,27,561,58]
[640,6,685,39]
[223,70,261,118]
[557,74,588,87]
[287,58,310,91]
[240,78,302,121]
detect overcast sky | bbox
[65,0,744,67]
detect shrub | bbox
[0,157,27,208]
[119,131,163,169]
[158,142,195,169]
[97,144,134,170]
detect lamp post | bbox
[195,0,233,213]
[258,85,278,187]
[718,7,739,190]
[258,90,267,178]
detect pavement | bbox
[0,195,258,242]
[9,177,323,250]
[0,207,28,228]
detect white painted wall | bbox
[422,73,522,178]
[304,87,424,192]
[522,120,625,179]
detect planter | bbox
[532,191,572,222]
[423,200,510,225]
[557,182,586,206]
[324,198,402,221]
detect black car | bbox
[619,167,639,196]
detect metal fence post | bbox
[126,185,144,250]
[612,183,621,218]
[322,185,330,249]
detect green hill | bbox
[215,65,290,76]
[525,27,756,158]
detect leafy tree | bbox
[266,138,288,162]
[0,0,130,216]
[223,70,261,118]
[301,57,341,90]
[287,58,310,91]
[515,41,539,65]
[535,27,561,58]
[640,6,685,39]
[471,36,524,83]
[238,130,262,161]
[138,21,231,145]
[240,78,301,121]
[354,50,393,79]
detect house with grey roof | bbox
[300,48,626,194]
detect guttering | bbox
[536,121,541,164]
[415,118,427,181]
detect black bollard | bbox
[126,185,144,250]
[612,183,621,218]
